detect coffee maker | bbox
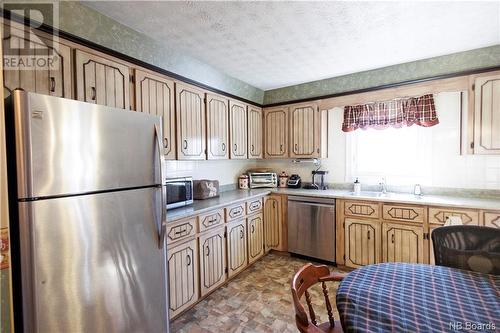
[312,170,328,190]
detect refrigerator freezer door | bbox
[12,91,163,199]
[18,188,169,333]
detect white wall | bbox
[258,92,500,190]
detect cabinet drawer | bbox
[226,202,246,221]
[166,217,197,245]
[247,198,263,214]
[199,209,225,232]
[483,212,500,228]
[383,204,424,223]
[428,207,479,226]
[344,201,379,219]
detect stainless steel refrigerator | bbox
[8,91,169,332]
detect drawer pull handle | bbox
[186,254,191,266]
[222,143,226,151]
[251,225,255,233]
[280,144,283,152]
[294,143,298,152]
[234,144,237,152]
[367,230,370,240]
[240,230,244,239]
[164,138,168,149]
[251,144,255,152]
[391,234,395,244]
[90,86,96,101]
[183,140,188,149]
[206,246,210,256]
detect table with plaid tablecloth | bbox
[336,263,500,333]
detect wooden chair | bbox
[291,264,346,333]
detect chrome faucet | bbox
[379,177,387,194]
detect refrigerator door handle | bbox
[154,124,167,249]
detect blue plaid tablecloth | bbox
[336,263,500,332]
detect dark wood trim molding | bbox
[3,10,500,109]
[263,66,500,108]
[2,10,263,107]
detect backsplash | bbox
[165,160,257,186]
[259,92,500,192]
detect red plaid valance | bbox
[341,94,439,132]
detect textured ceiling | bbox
[83,1,500,90]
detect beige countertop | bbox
[271,188,500,210]
[166,189,270,222]
[166,187,500,223]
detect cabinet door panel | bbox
[199,228,226,296]
[3,23,71,98]
[474,74,500,154]
[167,239,199,319]
[344,218,380,268]
[264,107,288,158]
[248,106,263,159]
[247,213,264,264]
[290,103,319,158]
[135,70,176,159]
[75,50,130,109]
[382,223,424,264]
[229,100,248,159]
[206,93,229,159]
[176,83,206,160]
[227,220,248,278]
[264,196,282,251]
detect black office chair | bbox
[432,225,500,275]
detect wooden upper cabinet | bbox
[344,218,381,268]
[175,83,206,160]
[75,49,130,109]
[135,70,176,159]
[206,93,229,160]
[289,102,320,158]
[382,222,424,264]
[247,105,263,159]
[229,100,248,159]
[264,107,288,158]
[473,73,500,154]
[3,23,71,98]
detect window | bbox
[346,125,433,186]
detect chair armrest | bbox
[319,272,347,282]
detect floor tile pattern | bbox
[171,253,348,333]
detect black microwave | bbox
[165,177,193,210]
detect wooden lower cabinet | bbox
[344,218,381,268]
[264,195,283,252]
[199,227,226,297]
[227,219,248,278]
[247,213,265,264]
[382,222,424,264]
[167,239,199,319]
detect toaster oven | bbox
[248,172,278,188]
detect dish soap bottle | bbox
[353,178,361,194]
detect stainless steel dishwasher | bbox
[288,196,336,263]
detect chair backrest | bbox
[432,225,500,275]
[291,264,336,333]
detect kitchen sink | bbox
[350,191,397,198]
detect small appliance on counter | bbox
[248,171,278,188]
[166,176,194,209]
[193,179,219,199]
[302,170,329,190]
[278,171,289,188]
[287,174,302,188]
[239,174,249,189]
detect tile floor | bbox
[171,253,348,333]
